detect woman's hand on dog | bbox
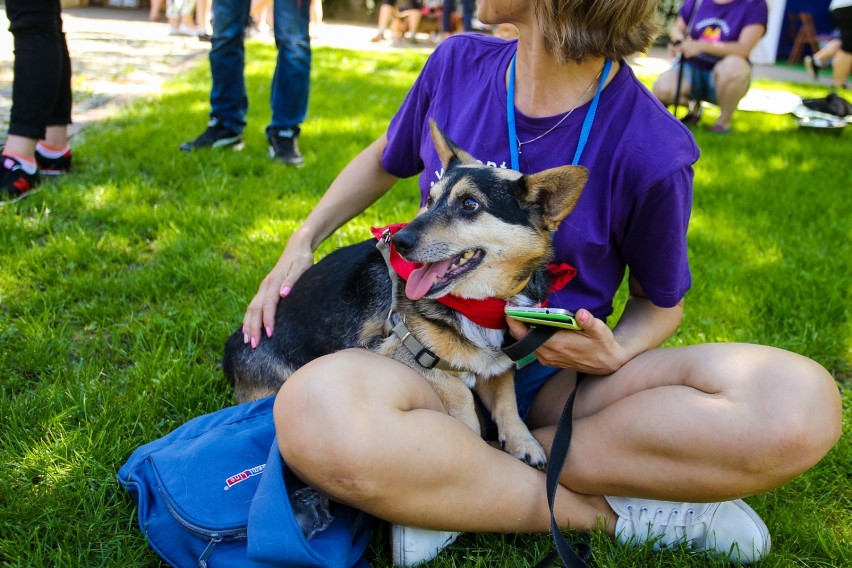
[243,235,314,349]
[505,308,628,375]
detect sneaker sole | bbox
[212,138,245,151]
[0,185,42,205]
[268,145,304,167]
[180,138,245,152]
[38,168,70,176]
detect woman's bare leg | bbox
[652,67,692,107]
[712,56,751,129]
[275,343,840,537]
[528,343,841,501]
[275,349,614,534]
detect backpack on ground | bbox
[117,397,374,568]
[802,93,852,118]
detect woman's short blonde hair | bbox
[533,0,661,63]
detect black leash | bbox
[374,232,588,565]
[673,0,704,120]
[532,379,590,568]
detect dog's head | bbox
[393,119,588,301]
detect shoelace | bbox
[626,505,699,548]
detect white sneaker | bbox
[605,497,770,564]
[391,524,461,567]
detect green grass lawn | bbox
[1,43,850,567]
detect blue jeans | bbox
[442,0,475,32]
[209,0,311,134]
[674,60,719,105]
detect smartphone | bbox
[504,306,581,330]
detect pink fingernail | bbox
[251,337,257,349]
[243,333,249,344]
[266,326,272,338]
[280,286,292,296]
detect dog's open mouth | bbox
[405,249,484,300]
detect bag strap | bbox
[534,380,591,568]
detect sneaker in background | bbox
[179,118,244,152]
[35,146,72,175]
[391,525,461,567]
[605,496,770,564]
[804,55,821,82]
[1,155,41,205]
[267,126,304,167]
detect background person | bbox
[804,38,841,82]
[179,0,311,167]
[167,0,197,36]
[370,0,424,42]
[828,0,852,90]
[1,0,73,204]
[651,0,768,133]
[242,0,841,565]
[441,0,476,38]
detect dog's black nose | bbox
[392,230,417,255]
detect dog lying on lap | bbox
[224,119,587,468]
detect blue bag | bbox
[117,397,374,568]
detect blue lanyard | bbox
[506,54,612,171]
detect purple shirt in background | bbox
[680,0,769,69]
[382,35,699,321]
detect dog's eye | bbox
[460,197,480,213]
[426,196,434,209]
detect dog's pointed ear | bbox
[429,118,476,170]
[523,166,589,231]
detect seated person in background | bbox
[371,0,423,42]
[652,0,768,133]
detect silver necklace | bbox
[516,67,604,152]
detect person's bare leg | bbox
[527,343,841,501]
[652,67,692,108]
[712,56,751,129]
[371,4,395,40]
[275,349,614,534]
[814,38,841,62]
[196,0,212,32]
[3,134,37,161]
[832,49,852,88]
[149,0,165,21]
[406,12,423,39]
[42,125,68,149]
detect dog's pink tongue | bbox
[405,259,454,300]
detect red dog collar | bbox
[371,224,575,330]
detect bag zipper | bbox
[156,483,248,567]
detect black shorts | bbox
[832,5,852,53]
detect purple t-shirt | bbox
[681,0,769,69]
[382,34,698,320]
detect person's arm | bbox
[666,16,689,57]
[242,134,399,347]
[670,15,688,44]
[506,275,683,375]
[680,23,766,60]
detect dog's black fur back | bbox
[224,239,392,400]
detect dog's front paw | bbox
[501,433,547,470]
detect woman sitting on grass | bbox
[242,0,842,565]
[652,0,769,133]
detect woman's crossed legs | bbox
[274,343,841,536]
